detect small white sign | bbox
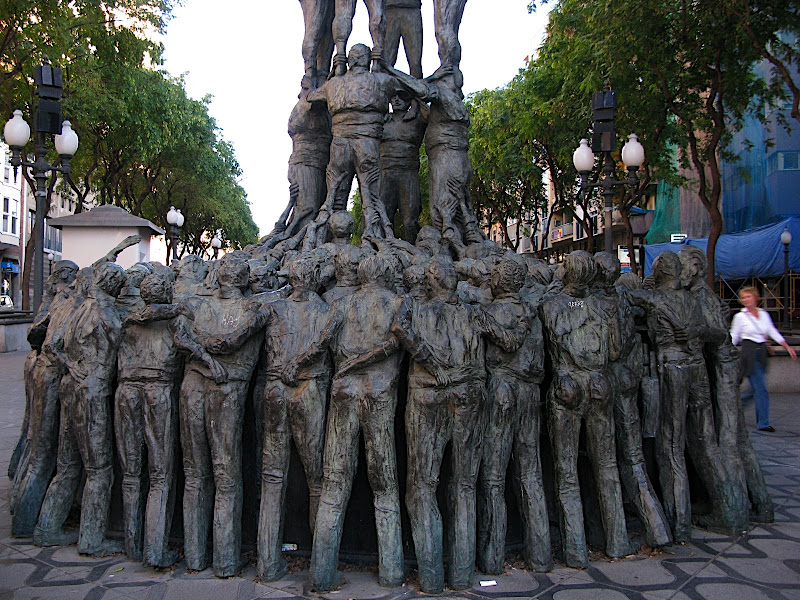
[480,580,498,587]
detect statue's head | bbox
[522,255,551,286]
[464,240,503,260]
[468,258,493,289]
[561,251,596,292]
[125,262,154,290]
[348,44,371,69]
[51,260,79,290]
[74,267,94,298]
[177,255,208,284]
[140,272,173,305]
[593,252,621,289]
[217,258,250,291]
[491,257,526,297]
[334,245,367,285]
[329,211,354,240]
[416,226,442,256]
[616,271,643,290]
[358,252,394,289]
[678,245,707,283]
[403,264,427,300]
[288,256,319,292]
[426,255,457,296]
[93,262,126,298]
[652,251,682,290]
[391,92,412,114]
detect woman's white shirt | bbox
[730,307,785,345]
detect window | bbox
[43,219,62,253]
[2,197,18,235]
[767,151,800,175]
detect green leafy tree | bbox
[467,87,548,252]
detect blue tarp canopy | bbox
[643,217,800,279]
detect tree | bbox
[2,1,258,307]
[1,0,172,308]
[530,0,789,283]
[724,0,800,126]
[467,87,548,251]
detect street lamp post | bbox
[45,250,54,277]
[573,88,644,253]
[211,233,222,260]
[782,226,792,331]
[166,206,185,264]
[2,58,78,313]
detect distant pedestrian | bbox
[730,286,797,432]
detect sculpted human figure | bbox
[679,246,770,521]
[626,251,745,541]
[539,251,629,568]
[113,272,183,567]
[308,43,413,241]
[279,77,332,241]
[174,258,266,577]
[381,93,426,243]
[173,254,209,300]
[115,262,154,320]
[298,0,335,85]
[323,244,370,303]
[297,252,405,592]
[385,0,422,78]
[35,262,127,556]
[332,0,386,75]
[391,254,526,593]
[433,0,467,73]
[10,261,78,537]
[256,258,332,581]
[477,257,551,574]
[592,252,671,548]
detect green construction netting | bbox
[646,179,681,244]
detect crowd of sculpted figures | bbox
[7,238,774,592]
[6,0,773,595]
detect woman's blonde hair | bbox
[739,286,760,303]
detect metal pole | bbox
[784,243,791,330]
[171,225,178,263]
[32,131,49,314]
[601,152,615,253]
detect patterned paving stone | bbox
[692,582,783,600]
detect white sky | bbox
[160,1,551,236]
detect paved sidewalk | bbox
[0,349,799,600]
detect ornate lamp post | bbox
[45,250,54,277]
[166,206,185,264]
[782,226,792,330]
[211,233,222,260]
[3,58,78,313]
[573,88,644,253]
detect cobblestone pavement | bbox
[1,349,799,600]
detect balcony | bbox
[551,222,574,241]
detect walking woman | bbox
[730,287,797,432]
